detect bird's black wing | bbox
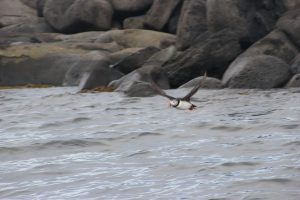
[150,81,176,100]
[181,72,207,101]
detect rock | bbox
[0,43,102,86]
[176,0,207,50]
[109,46,177,96]
[286,74,300,88]
[108,48,143,64]
[164,29,242,87]
[123,16,145,29]
[111,0,153,12]
[222,55,292,89]
[53,31,123,53]
[0,0,37,27]
[179,76,223,89]
[291,54,300,74]
[54,31,106,43]
[63,42,122,53]
[110,46,160,74]
[207,0,279,49]
[68,59,124,90]
[0,18,54,33]
[276,9,300,48]
[0,33,37,47]
[123,82,157,97]
[104,29,176,48]
[283,0,300,10]
[21,0,38,9]
[144,0,181,31]
[238,29,298,64]
[44,0,113,33]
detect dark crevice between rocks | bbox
[165,0,183,34]
[59,21,100,34]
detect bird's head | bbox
[169,99,179,107]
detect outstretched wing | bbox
[150,81,176,100]
[181,72,207,101]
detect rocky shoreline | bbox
[1,0,300,96]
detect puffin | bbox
[151,73,207,110]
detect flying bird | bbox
[151,73,207,110]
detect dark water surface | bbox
[0,87,300,200]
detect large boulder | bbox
[164,29,242,87]
[176,0,207,50]
[0,43,110,86]
[222,55,292,89]
[111,0,153,13]
[0,0,37,27]
[109,46,177,96]
[207,0,279,49]
[110,46,159,74]
[291,53,300,74]
[44,0,113,33]
[237,29,298,64]
[144,0,182,31]
[276,9,300,48]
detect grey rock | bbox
[286,74,300,88]
[0,43,111,86]
[109,46,177,97]
[0,0,37,27]
[0,54,76,86]
[21,0,38,9]
[108,48,143,64]
[176,0,207,50]
[238,29,299,64]
[74,60,124,90]
[207,0,279,49]
[276,9,300,48]
[282,0,300,10]
[111,46,160,74]
[179,76,223,89]
[144,0,181,31]
[123,81,157,97]
[44,0,113,33]
[222,55,292,89]
[164,29,242,87]
[0,18,54,33]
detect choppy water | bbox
[0,87,300,200]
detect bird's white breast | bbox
[176,101,192,110]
